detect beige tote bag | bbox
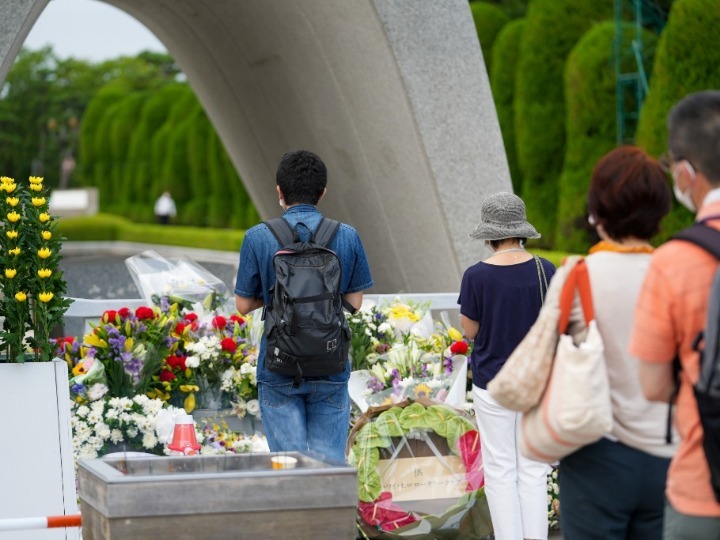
[487,256,583,412]
[519,259,613,463]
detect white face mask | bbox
[672,161,697,213]
[279,199,285,209]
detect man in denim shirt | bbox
[235,150,374,464]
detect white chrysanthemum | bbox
[126,427,138,438]
[185,355,200,368]
[75,405,90,418]
[78,446,98,459]
[87,384,108,401]
[87,410,103,424]
[110,429,123,444]
[95,422,111,440]
[142,432,158,449]
[104,409,118,421]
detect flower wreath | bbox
[347,399,489,536]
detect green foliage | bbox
[59,213,246,252]
[477,0,529,19]
[555,23,658,252]
[109,92,147,212]
[515,0,613,245]
[469,2,510,74]
[635,0,720,239]
[490,18,525,192]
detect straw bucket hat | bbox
[469,192,541,241]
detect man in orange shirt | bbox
[630,90,720,537]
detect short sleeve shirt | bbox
[235,204,374,384]
[458,257,556,389]
[629,200,720,517]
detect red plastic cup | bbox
[168,414,201,455]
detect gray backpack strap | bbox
[312,218,341,247]
[264,218,298,247]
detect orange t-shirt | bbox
[629,200,720,517]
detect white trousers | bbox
[473,386,550,540]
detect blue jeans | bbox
[259,379,350,465]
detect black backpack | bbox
[673,221,720,502]
[262,217,352,387]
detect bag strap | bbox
[672,222,720,259]
[558,259,594,334]
[264,218,299,247]
[312,217,341,247]
[533,255,549,304]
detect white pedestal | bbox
[0,360,80,540]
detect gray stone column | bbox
[0,0,47,83]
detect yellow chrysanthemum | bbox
[0,176,13,184]
[38,268,52,278]
[38,292,54,303]
[447,327,463,342]
[5,197,18,207]
[41,230,51,240]
[4,268,16,279]
[6,230,17,239]
[9,247,20,256]
[28,176,43,185]
[38,247,51,259]
[28,184,42,192]
[6,211,20,223]
[0,183,16,193]
[14,291,26,302]
[31,197,46,207]
[38,212,50,223]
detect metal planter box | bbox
[78,453,358,540]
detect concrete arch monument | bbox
[0,0,512,293]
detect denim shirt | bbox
[234,204,374,384]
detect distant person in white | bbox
[154,191,176,225]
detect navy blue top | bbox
[235,204,374,384]
[458,257,556,389]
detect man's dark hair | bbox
[587,146,670,241]
[276,150,327,206]
[668,90,720,185]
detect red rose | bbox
[117,307,131,319]
[174,322,187,335]
[221,337,237,353]
[135,306,155,320]
[230,315,245,326]
[450,341,469,355]
[160,370,176,382]
[166,355,186,371]
[63,336,75,345]
[184,313,198,322]
[102,310,117,323]
[212,316,227,330]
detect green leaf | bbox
[425,405,456,438]
[399,402,427,430]
[374,407,405,438]
[355,423,391,449]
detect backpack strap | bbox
[264,218,299,247]
[312,218,341,247]
[665,222,720,443]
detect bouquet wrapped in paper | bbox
[125,250,233,315]
[347,399,491,538]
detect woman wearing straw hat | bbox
[458,192,555,540]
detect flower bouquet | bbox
[0,176,72,361]
[347,399,491,538]
[125,250,233,315]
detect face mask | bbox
[672,161,697,212]
[279,199,285,209]
[588,215,597,227]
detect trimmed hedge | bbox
[635,0,720,240]
[58,213,245,252]
[514,0,613,245]
[555,22,657,252]
[489,18,525,192]
[469,2,510,74]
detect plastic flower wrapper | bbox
[348,302,395,371]
[69,356,108,404]
[125,250,233,316]
[379,297,434,340]
[196,422,269,455]
[347,398,491,539]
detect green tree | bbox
[555,22,657,252]
[635,0,720,239]
[489,18,525,192]
[469,2,510,74]
[514,0,613,246]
